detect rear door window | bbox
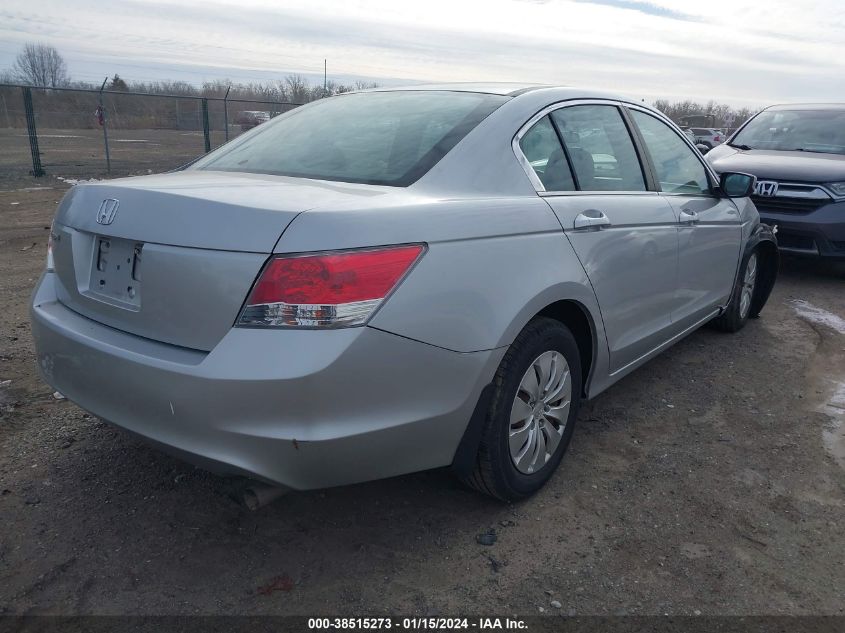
[518,116,575,192]
[550,105,646,192]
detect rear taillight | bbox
[237,244,425,328]
[714,135,721,142]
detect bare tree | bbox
[353,80,380,90]
[12,43,69,87]
[109,74,129,91]
[733,107,756,128]
[653,98,760,130]
[284,74,310,104]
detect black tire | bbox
[711,248,758,332]
[463,317,582,501]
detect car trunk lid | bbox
[51,171,393,350]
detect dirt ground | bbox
[1,181,844,617]
[0,127,229,186]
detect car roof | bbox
[766,103,845,111]
[365,83,646,107]
[368,82,549,96]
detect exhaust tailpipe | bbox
[242,483,289,510]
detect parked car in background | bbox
[683,128,711,155]
[31,85,777,501]
[689,127,725,149]
[707,103,845,260]
[235,110,270,131]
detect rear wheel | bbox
[463,318,582,501]
[712,250,758,332]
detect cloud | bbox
[570,0,699,21]
[1,0,844,106]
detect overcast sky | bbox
[2,0,844,106]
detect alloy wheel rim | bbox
[739,253,757,319]
[509,350,572,474]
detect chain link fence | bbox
[0,84,300,188]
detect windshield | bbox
[732,109,845,154]
[193,91,508,186]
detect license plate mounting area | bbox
[86,236,143,310]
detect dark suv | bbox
[706,104,845,260]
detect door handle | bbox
[679,209,699,225]
[573,209,611,231]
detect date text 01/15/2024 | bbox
[307,617,528,630]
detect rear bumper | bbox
[758,200,845,259]
[31,272,504,490]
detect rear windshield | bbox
[732,109,845,154]
[193,91,509,186]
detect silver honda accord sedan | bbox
[30,84,778,500]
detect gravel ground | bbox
[1,182,844,616]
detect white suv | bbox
[689,127,725,149]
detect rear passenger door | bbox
[627,108,742,329]
[518,102,680,374]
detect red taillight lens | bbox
[714,135,721,142]
[238,244,425,328]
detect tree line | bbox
[2,42,759,131]
[652,99,757,131]
[1,42,378,104]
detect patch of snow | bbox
[56,176,101,186]
[829,382,845,411]
[791,300,845,335]
[821,398,845,471]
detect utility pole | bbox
[324,59,327,96]
[223,85,231,142]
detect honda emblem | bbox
[96,199,119,225]
[754,181,779,197]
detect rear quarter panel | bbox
[276,196,611,389]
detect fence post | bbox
[201,98,211,153]
[1,93,10,128]
[22,86,45,177]
[223,86,230,142]
[98,78,111,175]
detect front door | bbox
[627,108,743,329]
[517,103,680,373]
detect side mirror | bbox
[696,143,710,155]
[720,172,757,198]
